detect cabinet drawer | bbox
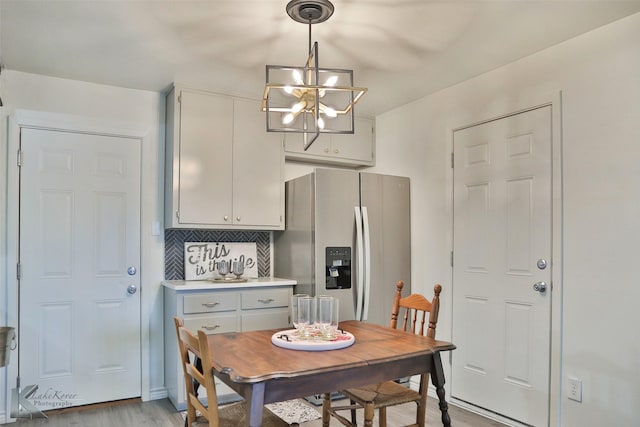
[242,310,290,331]
[183,314,237,335]
[183,293,236,314]
[241,288,289,310]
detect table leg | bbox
[430,351,451,427]
[245,382,266,427]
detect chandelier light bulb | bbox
[324,75,338,86]
[284,85,294,94]
[292,69,304,85]
[283,113,295,125]
[323,105,337,117]
[317,117,325,129]
[291,100,306,113]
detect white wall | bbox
[374,12,640,427]
[0,71,167,421]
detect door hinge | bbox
[175,210,180,220]
[450,251,453,267]
[177,93,181,103]
[17,263,21,280]
[17,149,23,167]
[451,152,454,168]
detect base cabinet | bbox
[164,284,293,410]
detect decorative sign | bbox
[184,242,258,281]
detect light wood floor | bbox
[12,397,506,426]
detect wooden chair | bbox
[174,317,289,427]
[322,281,442,427]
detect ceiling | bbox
[1,1,640,116]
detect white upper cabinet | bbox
[283,116,375,166]
[165,87,284,230]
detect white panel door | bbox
[452,106,552,426]
[19,128,141,410]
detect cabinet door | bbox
[330,117,375,163]
[178,89,234,225]
[283,117,374,166]
[233,98,284,228]
[283,132,331,157]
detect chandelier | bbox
[261,0,367,150]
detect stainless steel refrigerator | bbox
[274,168,411,327]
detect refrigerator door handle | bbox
[362,206,372,321]
[354,206,365,321]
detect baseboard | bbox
[450,397,528,427]
[147,387,168,401]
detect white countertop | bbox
[162,277,296,291]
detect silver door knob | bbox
[127,266,137,276]
[127,285,137,295]
[533,281,547,293]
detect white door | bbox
[452,106,552,426]
[18,127,141,410]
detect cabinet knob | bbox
[324,148,329,153]
[224,215,229,221]
[236,216,241,222]
[334,149,339,154]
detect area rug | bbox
[180,398,321,425]
[265,399,321,425]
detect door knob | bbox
[127,285,137,295]
[533,281,547,293]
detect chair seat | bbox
[192,401,289,427]
[343,381,421,408]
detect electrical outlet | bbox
[567,377,582,402]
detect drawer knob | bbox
[258,298,275,304]
[202,324,221,330]
[202,302,220,308]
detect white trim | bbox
[12,109,149,139]
[4,109,153,422]
[148,387,168,401]
[446,91,563,427]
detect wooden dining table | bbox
[206,320,456,427]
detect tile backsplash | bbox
[164,229,271,280]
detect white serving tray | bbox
[271,329,355,351]
[271,329,356,351]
